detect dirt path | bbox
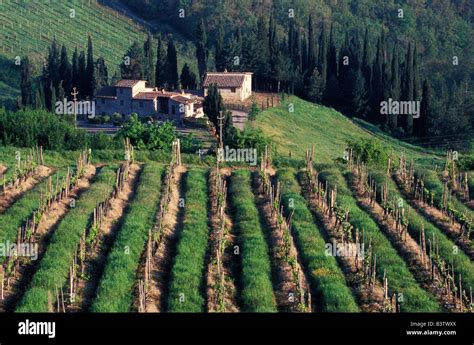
[299,173,385,312]
[67,163,142,312]
[0,165,52,213]
[206,169,240,312]
[350,173,463,312]
[254,172,312,312]
[0,164,97,312]
[393,174,474,260]
[145,166,187,312]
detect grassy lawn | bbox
[255,97,443,167]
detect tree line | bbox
[20,36,108,111]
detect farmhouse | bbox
[95,80,204,121]
[203,71,253,102]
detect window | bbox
[120,100,124,106]
[230,87,236,93]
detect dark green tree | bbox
[155,35,167,88]
[95,57,108,90]
[120,41,144,80]
[143,33,155,86]
[180,63,197,90]
[307,14,316,72]
[203,84,225,130]
[402,42,414,136]
[324,24,338,105]
[417,79,432,137]
[78,50,86,99]
[85,35,95,98]
[195,19,208,82]
[20,56,33,107]
[166,36,179,89]
[389,43,401,131]
[215,21,226,71]
[58,45,72,98]
[71,47,79,91]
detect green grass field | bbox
[256,97,443,167]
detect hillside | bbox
[255,96,444,167]
[0,0,197,107]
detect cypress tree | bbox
[256,16,270,89]
[95,57,108,90]
[418,79,432,137]
[20,56,33,107]
[85,35,95,98]
[338,31,351,110]
[166,35,179,89]
[325,24,338,105]
[71,47,79,91]
[362,27,371,84]
[47,38,60,91]
[34,86,44,110]
[317,23,328,89]
[403,42,414,136]
[180,63,197,90]
[307,14,316,72]
[371,34,385,123]
[195,19,208,83]
[389,43,401,131]
[203,84,225,130]
[78,50,86,99]
[268,11,279,89]
[143,33,155,86]
[155,35,167,88]
[59,45,72,98]
[215,21,226,72]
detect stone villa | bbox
[203,71,253,102]
[95,80,204,121]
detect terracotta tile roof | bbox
[133,92,159,100]
[115,79,143,88]
[203,73,248,88]
[171,95,193,104]
[95,86,117,99]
